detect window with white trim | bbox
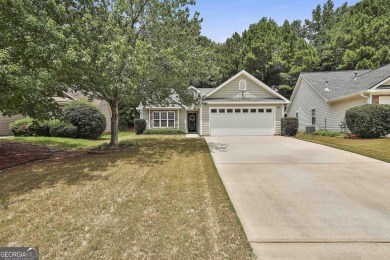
[311,109,316,125]
[239,79,247,90]
[153,111,175,128]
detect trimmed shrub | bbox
[33,120,52,136]
[345,104,390,138]
[312,130,346,137]
[49,120,78,138]
[9,118,34,136]
[144,128,185,135]
[64,101,106,139]
[281,117,299,136]
[134,119,147,135]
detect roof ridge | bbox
[357,63,390,78]
[301,69,370,74]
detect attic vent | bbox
[324,88,330,92]
[239,79,247,91]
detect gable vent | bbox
[239,79,247,91]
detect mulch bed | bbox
[0,142,53,170]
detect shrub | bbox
[345,104,390,138]
[281,117,299,136]
[33,120,52,136]
[134,119,147,135]
[9,118,34,136]
[312,130,346,137]
[64,101,106,139]
[49,120,78,138]
[144,128,185,135]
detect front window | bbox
[153,111,175,128]
[311,109,316,125]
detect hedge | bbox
[312,130,346,137]
[64,101,106,139]
[134,119,146,135]
[49,120,78,138]
[143,129,186,135]
[9,118,34,136]
[345,104,390,138]
[281,117,299,136]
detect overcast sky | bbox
[190,0,360,43]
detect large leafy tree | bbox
[0,0,68,118]
[62,0,208,145]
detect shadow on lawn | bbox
[0,138,208,208]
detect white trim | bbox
[367,89,390,93]
[188,86,201,93]
[151,111,177,129]
[239,79,247,91]
[144,107,181,110]
[200,105,203,135]
[205,101,287,105]
[204,70,290,102]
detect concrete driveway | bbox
[205,136,390,259]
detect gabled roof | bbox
[300,64,390,101]
[198,88,214,97]
[204,70,290,102]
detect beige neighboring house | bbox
[0,92,111,136]
[137,70,290,136]
[287,64,390,132]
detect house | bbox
[137,70,290,136]
[287,64,390,132]
[0,92,112,136]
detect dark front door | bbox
[187,112,197,133]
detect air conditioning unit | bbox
[306,126,317,135]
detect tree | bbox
[0,0,68,118]
[59,0,211,146]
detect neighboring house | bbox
[137,70,290,136]
[287,64,390,132]
[0,92,112,136]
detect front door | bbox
[187,112,197,133]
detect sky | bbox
[190,0,361,43]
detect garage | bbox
[210,107,274,136]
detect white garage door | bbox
[379,97,390,104]
[210,108,274,136]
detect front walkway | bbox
[205,136,390,259]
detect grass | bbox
[296,132,390,163]
[4,132,134,149]
[0,136,253,259]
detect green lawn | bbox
[0,136,253,259]
[296,132,390,163]
[4,132,134,149]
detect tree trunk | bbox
[110,99,120,146]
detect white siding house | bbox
[287,64,390,132]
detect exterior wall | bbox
[201,103,283,135]
[288,79,367,132]
[208,75,276,99]
[141,108,189,132]
[0,115,23,136]
[178,109,186,131]
[372,94,390,104]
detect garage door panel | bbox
[210,108,274,136]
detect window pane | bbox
[258,109,264,113]
[266,109,272,113]
[153,112,160,120]
[251,109,256,113]
[219,109,225,113]
[243,109,248,113]
[161,120,167,127]
[211,109,217,113]
[312,109,316,116]
[154,120,160,128]
[161,112,168,120]
[227,109,233,113]
[168,112,174,119]
[168,120,175,127]
[235,109,241,113]
[312,118,316,125]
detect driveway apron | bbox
[205,136,390,259]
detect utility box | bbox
[306,126,317,135]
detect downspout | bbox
[360,93,370,104]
